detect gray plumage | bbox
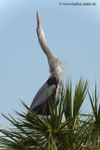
[30,11,63,115]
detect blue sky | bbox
[0,0,100,127]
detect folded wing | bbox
[30,76,58,114]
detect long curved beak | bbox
[36,11,40,27]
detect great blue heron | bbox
[30,11,63,115]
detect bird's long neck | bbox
[38,24,54,60]
[39,37,63,80]
[49,60,63,82]
[53,66,63,81]
[39,37,53,60]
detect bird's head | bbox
[36,11,54,60]
[36,11,47,45]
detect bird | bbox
[30,11,63,115]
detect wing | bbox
[30,76,58,111]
